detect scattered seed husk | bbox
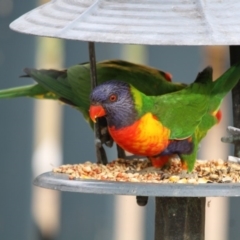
[52,158,240,184]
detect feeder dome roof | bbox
[10,0,240,45]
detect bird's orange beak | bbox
[89,105,106,123]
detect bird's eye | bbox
[109,94,117,102]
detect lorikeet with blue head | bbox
[89,62,240,172]
[0,60,185,163]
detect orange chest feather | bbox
[108,113,171,156]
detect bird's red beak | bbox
[89,105,106,123]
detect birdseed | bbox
[52,158,240,184]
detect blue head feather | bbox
[90,80,138,129]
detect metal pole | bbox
[88,42,98,89]
[155,197,206,240]
[88,42,108,164]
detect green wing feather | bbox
[144,62,240,140]
[148,81,211,139]
[0,60,186,129]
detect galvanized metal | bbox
[34,172,240,197]
[10,0,240,45]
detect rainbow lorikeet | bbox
[89,62,240,172]
[0,60,185,163]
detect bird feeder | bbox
[10,1,240,239]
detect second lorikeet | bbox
[0,60,185,163]
[0,60,183,128]
[89,62,240,172]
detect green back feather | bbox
[0,60,186,129]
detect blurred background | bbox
[1,1,240,240]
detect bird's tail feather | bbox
[0,84,52,99]
[211,61,240,98]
